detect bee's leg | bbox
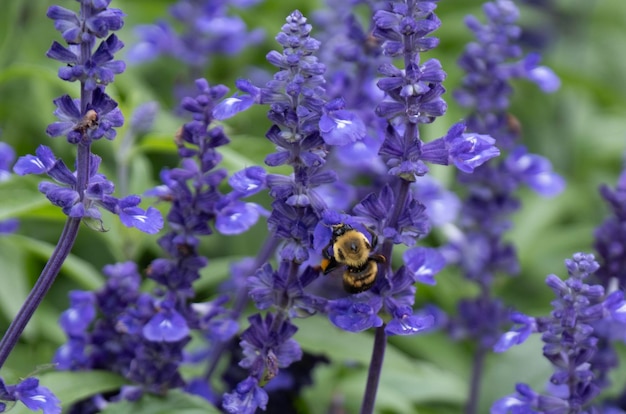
[370,254,386,264]
[365,226,379,249]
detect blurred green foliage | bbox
[1,0,626,413]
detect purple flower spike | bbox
[213,79,260,120]
[493,253,626,412]
[127,1,262,68]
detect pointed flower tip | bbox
[448,131,500,173]
[118,202,164,234]
[529,66,560,93]
[494,312,535,352]
[213,79,259,120]
[13,146,56,176]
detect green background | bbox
[1,0,625,413]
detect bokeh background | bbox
[1,0,625,412]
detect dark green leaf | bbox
[99,389,220,414]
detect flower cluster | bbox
[53,78,268,409]
[14,144,162,233]
[492,253,626,413]
[594,168,626,289]
[9,1,626,414]
[129,0,263,67]
[218,11,343,412]
[439,3,563,412]
[315,0,498,340]
[13,1,162,234]
[0,2,163,411]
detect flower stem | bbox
[0,217,81,368]
[360,178,410,412]
[360,324,387,414]
[465,345,487,414]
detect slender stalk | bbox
[464,345,487,414]
[359,179,411,413]
[465,282,491,414]
[360,324,387,414]
[0,217,81,368]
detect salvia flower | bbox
[13,145,162,233]
[454,0,560,151]
[222,376,268,414]
[0,142,15,183]
[0,377,61,414]
[594,168,626,288]
[443,0,563,342]
[310,1,390,184]
[421,2,562,413]
[0,0,162,388]
[589,163,626,395]
[213,10,365,408]
[492,253,626,413]
[126,0,265,113]
[45,88,124,144]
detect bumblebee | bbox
[321,224,385,293]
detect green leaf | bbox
[12,234,104,290]
[295,317,467,407]
[99,389,220,414]
[128,153,156,198]
[0,238,30,332]
[7,371,126,414]
[479,335,552,412]
[0,176,49,221]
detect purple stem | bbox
[465,345,487,414]
[359,179,411,413]
[360,324,387,414]
[0,217,81,368]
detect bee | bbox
[321,224,386,293]
[73,110,98,135]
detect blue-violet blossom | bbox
[492,253,626,413]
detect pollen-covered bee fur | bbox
[321,223,386,293]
